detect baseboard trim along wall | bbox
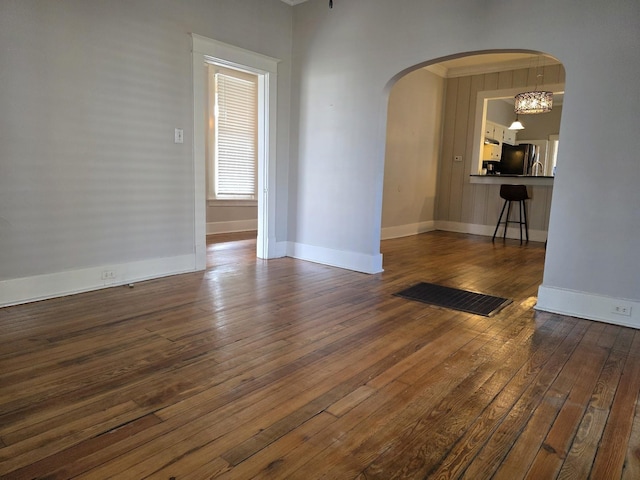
[434,220,548,243]
[381,221,436,240]
[286,242,383,274]
[0,254,197,308]
[537,285,640,329]
[206,219,258,235]
[423,222,639,329]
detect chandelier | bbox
[514,91,553,114]
[514,54,553,114]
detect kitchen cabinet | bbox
[485,121,496,139]
[483,144,501,160]
[484,121,517,149]
[493,124,505,145]
[485,122,499,142]
[503,128,517,145]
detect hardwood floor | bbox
[1,231,639,479]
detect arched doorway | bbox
[381,51,565,246]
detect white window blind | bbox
[212,70,258,200]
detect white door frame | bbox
[191,34,279,269]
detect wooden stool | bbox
[492,184,529,243]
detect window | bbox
[207,65,258,203]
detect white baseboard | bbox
[536,285,640,329]
[270,240,288,258]
[206,219,257,235]
[435,220,547,242]
[433,224,639,329]
[286,242,383,274]
[381,221,436,240]
[0,254,197,308]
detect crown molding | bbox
[425,64,448,77]
[442,58,561,79]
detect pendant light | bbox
[514,55,553,115]
[514,91,553,114]
[508,115,525,131]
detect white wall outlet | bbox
[101,270,117,280]
[612,304,632,316]
[454,155,463,162]
[174,128,184,144]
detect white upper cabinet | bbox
[485,121,496,139]
[484,121,498,142]
[484,121,516,146]
[502,128,516,145]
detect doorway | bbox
[381,51,564,245]
[192,34,279,270]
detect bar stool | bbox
[492,184,529,243]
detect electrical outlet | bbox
[612,304,632,316]
[101,270,117,280]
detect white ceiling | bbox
[436,53,540,70]
[428,53,560,78]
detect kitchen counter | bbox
[470,174,554,186]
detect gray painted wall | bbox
[291,0,639,306]
[382,68,443,233]
[0,0,291,282]
[517,107,562,141]
[2,0,639,323]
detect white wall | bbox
[381,68,443,239]
[291,0,640,325]
[0,0,292,305]
[486,99,515,128]
[516,106,562,140]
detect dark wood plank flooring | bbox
[1,231,638,479]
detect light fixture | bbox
[513,55,553,114]
[514,91,553,114]
[508,115,525,130]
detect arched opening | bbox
[381,50,565,248]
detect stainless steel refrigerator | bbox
[500,143,538,175]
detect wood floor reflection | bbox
[1,231,638,479]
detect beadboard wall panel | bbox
[436,65,565,232]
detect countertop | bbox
[470,174,554,186]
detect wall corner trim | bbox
[536,285,640,329]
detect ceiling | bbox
[436,53,540,70]
[428,53,560,78]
